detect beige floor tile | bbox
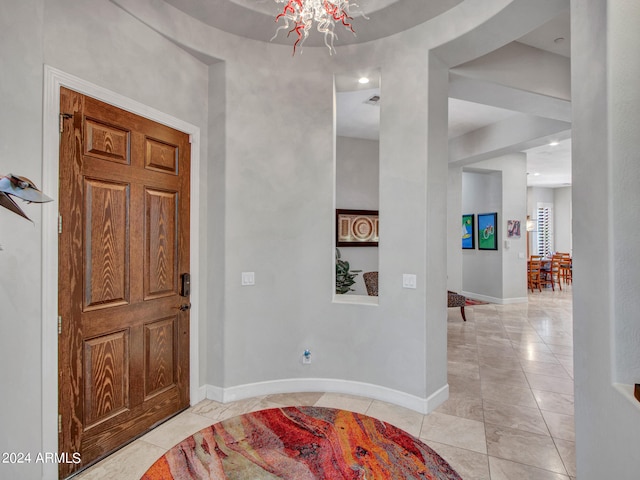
[140,412,218,450]
[525,373,574,395]
[314,392,373,413]
[420,411,487,454]
[488,456,570,480]
[546,344,573,356]
[448,372,482,396]
[480,381,539,409]
[264,391,325,406]
[427,441,491,480]
[533,389,575,416]
[475,334,513,348]
[554,438,577,477]
[485,424,567,474]
[448,359,481,380]
[541,410,575,442]
[520,359,573,379]
[482,400,549,436]
[188,398,231,420]
[216,395,274,420]
[478,354,520,370]
[75,440,166,480]
[511,340,553,354]
[365,400,424,437]
[540,334,574,347]
[479,365,530,389]
[517,349,561,364]
[435,390,485,422]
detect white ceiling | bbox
[163,0,572,188]
[334,9,572,188]
[164,0,463,47]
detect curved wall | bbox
[110,0,568,407]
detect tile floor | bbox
[76,286,574,480]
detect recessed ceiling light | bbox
[554,37,565,44]
[549,141,559,146]
[358,77,370,84]
[533,172,541,176]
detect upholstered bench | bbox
[447,290,466,321]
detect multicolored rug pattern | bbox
[141,406,462,479]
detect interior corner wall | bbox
[447,166,463,292]
[336,136,379,295]
[461,153,527,303]
[572,0,640,478]
[207,61,226,387]
[553,187,572,254]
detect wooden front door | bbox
[58,87,191,478]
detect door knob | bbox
[179,303,191,311]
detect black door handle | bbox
[179,303,191,311]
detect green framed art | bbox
[477,212,498,250]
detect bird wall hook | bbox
[0,174,53,222]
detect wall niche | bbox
[335,70,380,297]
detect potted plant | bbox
[335,248,362,294]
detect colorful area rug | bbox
[141,406,462,479]
[465,298,489,306]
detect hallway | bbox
[77,287,575,479]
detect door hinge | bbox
[59,113,72,133]
[58,414,62,433]
[58,315,62,335]
[58,214,62,234]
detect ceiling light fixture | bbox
[358,77,370,84]
[549,141,560,146]
[272,0,365,55]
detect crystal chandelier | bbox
[272,0,363,55]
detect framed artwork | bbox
[507,220,521,238]
[462,214,475,249]
[336,209,379,247]
[477,212,498,250]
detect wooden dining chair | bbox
[547,255,563,291]
[528,259,542,292]
[557,253,572,284]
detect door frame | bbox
[41,65,202,479]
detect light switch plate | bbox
[403,274,417,289]
[241,272,255,286]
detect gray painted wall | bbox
[0,1,210,478]
[572,0,640,478]
[527,186,572,256]
[457,153,527,303]
[554,187,572,254]
[0,2,46,479]
[462,171,503,299]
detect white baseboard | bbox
[192,385,208,405]
[462,291,528,305]
[200,379,449,415]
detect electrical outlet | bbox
[302,349,311,364]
